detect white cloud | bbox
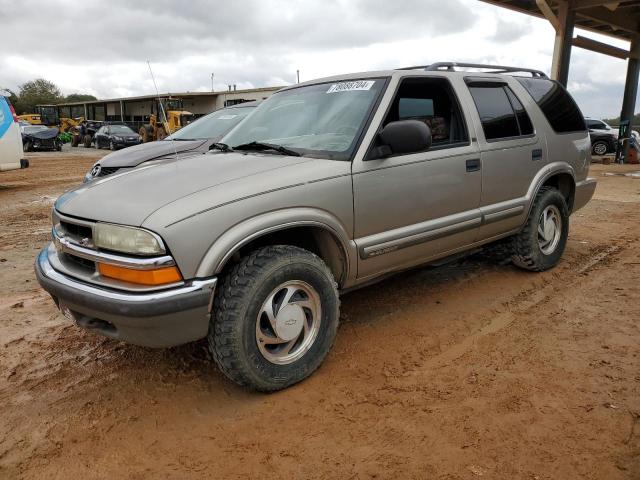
[0,0,635,118]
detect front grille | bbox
[62,252,96,272]
[98,167,120,177]
[60,220,93,242]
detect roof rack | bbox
[399,62,548,78]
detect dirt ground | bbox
[0,147,639,479]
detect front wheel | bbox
[208,245,340,391]
[109,141,115,151]
[592,141,609,156]
[23,142,32,152]
[511,186,569,271]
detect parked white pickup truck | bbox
[0,94,29,173]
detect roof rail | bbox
[399,62,548,78]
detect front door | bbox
[352,76,482,280]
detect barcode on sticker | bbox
[327,80,375,93]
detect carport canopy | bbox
[479,0,640,161]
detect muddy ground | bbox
[0,147,639,479]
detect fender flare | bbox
[195,207,356,280]
[524,162,576,218]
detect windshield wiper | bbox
[233,141,301,157]
[209,142,234,152]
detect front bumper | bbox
[35,248,217,348]
[573,177,597,213]
[114,140,141,148]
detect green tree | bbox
[17,78,63,114]
[65,93,97,103]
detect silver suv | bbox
[36,62,596,391]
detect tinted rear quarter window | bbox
[517,78,586,133]
[468,84,535,140]
[505,88,534,135]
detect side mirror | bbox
[377,119,432,157]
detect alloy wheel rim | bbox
[537,205,562,255]
[256,280,321,365]
[594,143,607,155]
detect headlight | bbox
[113,136,123,141]
[93,223,165,255]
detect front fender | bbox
[194,207,357,279]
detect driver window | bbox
[381,77,469,153]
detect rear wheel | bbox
[71,135,79,147]
[511,187,569,271]
[83,135,92,148]
[208,245,340,391]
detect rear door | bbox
[465,78,543,239]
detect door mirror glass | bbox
[378,119,432,157]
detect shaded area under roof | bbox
[480,0,640,42]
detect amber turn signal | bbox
[97,263,182,286]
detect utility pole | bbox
[297,69,300,84]
[211,73,214,92]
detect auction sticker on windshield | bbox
[327,80,375,93]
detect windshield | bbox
[222,79,386,160]
[109,125,135,135]
[168,106,255,141]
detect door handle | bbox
[532,149,543,161]
[466,158,481,172]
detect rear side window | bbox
[517,78,586,133]
[468,84,534,140]
[505,88,534,135]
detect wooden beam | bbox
[572,34,631,58]
[575,6,640,33]
[572,0,620,10]
[537,0,560,29]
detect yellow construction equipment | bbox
[59,116,85,133]
[139,98,194,142]
[17,114,42,124]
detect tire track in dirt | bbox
[398,242,626,379]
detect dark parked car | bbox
[21,125,61,152]
[585,117,617,155]
[93,124,142,150]
[84,102,257,182]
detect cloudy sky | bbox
[0,0,634,118]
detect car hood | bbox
[97,139,208,168]
[55,152,346,227]
[24,128,59,140]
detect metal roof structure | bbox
[480,0,640,42]
[480,0,640,162]
[57,86,282,107]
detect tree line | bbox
[602,113,640,126]
[1,78,97,115]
